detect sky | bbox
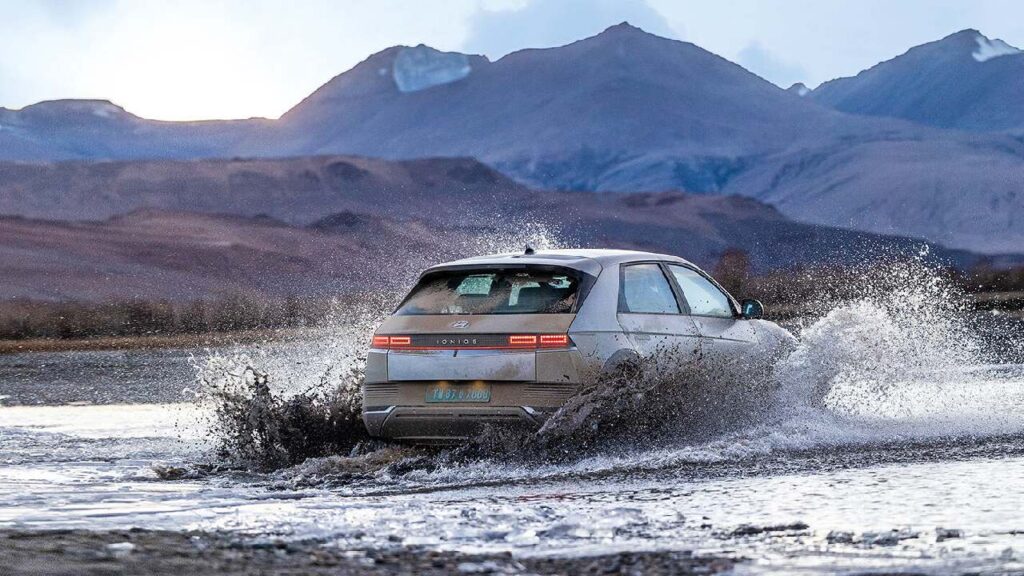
[2,0,1023,121]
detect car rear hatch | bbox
[372,264,593,384]
[375,314,576,382]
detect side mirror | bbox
[740,298,764,320]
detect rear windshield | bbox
[396,268,582,315]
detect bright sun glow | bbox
[84,5,296,120]
[0,0,478,121]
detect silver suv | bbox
[363,249,791,443]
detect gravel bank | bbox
[1,530,737,575]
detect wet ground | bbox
[1,529,734,575]
[2,294,1024,574]
[2,347,1024,574]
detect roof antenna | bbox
[524,244,535,255]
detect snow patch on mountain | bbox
[90,102,122,118]
[392,45,472,93]
[972,35,1021,62]
[788,82,810,97]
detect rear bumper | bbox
[362,347,585,444]
[361,380,575,443]
[362,405,548,444]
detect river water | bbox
[2,295,1024,574]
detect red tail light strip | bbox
[370,334,572,350]
[508,334,538,347]
[539,334,570,347]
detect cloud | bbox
[736,42,807,88]
[31,0,116,26]
[463,0,675,58]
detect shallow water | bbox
[0,348,196,406]
[2,347,1024,574]
[3,266,1024,574]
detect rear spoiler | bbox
[423,259,602,278]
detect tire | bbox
[601,349,641,375]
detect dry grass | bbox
[1,255,1021,352]
[0,328,316,355]
[0,294,335,347]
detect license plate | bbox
[425,382,492,403]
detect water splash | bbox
[188,222,573,472]
[776,259,982,412]
[189,251,1024,481]
[413,257,1024,483]
[188,283,399,471]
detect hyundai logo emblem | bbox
[450,320,470,328]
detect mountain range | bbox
[0,156,998,302]
[0,24,1022,255]
[811,29,1024,132]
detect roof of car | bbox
[425,249,695,276]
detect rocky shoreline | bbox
[1,529,737,575]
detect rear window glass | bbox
[396,268,582,315]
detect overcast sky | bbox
[2,0,1023,120]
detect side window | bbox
[668,265,734,318]
[619,264,680,314]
